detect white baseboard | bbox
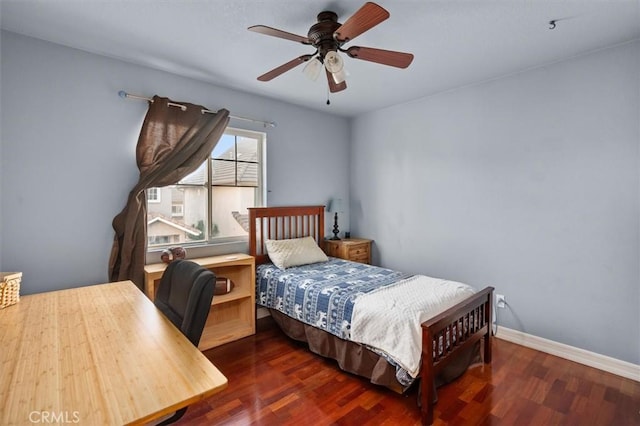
[495,326,640,382]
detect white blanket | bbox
[350,274,476,378]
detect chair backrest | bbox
[154,260,215,347]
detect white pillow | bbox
[265,236,328,270]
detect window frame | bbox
[146,127,266,250]
[146,187,161,203]
[171,204,184,217]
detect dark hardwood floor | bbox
[180,317,640,425]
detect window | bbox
[171,204,184,217]
[146,128,265,249]
[146,187,161,203]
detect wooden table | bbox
[0,280,228,425]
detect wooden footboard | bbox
[420,286,494,425]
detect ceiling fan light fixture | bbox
[302,56,322,81]
[324,50,344,73]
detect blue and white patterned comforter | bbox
[256,258,409,340]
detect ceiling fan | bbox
[248,2,414,93]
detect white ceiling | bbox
[1,1,639,117]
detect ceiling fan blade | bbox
[258,54,314,81]
[248,25,311,44]
[334,2,389,43]
[345,46,414,68]
[326,68,347,93]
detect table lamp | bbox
[328,198,342,240]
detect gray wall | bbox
[350,41,640,364]
[0,31,350,294]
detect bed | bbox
[248,205,493,425]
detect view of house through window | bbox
[146,128,264,248]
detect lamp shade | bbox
[303,56,322,81]
[324,51,344,73]
[328,198,343,213]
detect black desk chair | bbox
[154,259,215,425]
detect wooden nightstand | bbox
[324,238,372,264]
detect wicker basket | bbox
[0,272,22,309]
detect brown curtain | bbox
[109,96,230,290]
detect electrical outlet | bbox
[496,294,506,309]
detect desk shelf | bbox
[212,288,251,305]
[144,253,256,350]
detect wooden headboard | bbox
[248,205,325,265]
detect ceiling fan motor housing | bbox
[308,11,343,60]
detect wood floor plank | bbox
[177,317,640,425]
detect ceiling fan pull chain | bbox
[326,87,331,105]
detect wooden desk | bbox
[0,280,228,425]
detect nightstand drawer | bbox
[351,254,370,264]
[348,244,369,258]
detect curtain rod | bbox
[118,91,277,128]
